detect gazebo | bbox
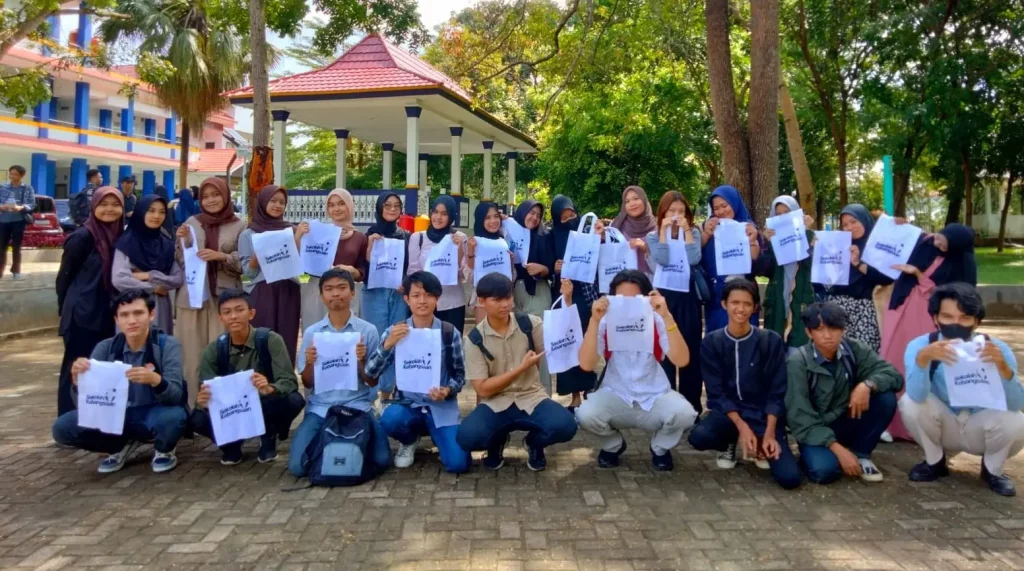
[225,34,538,221]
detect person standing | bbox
[174,187,199,230]
[407,195,469,334]
[112,195,183,334]
[512,200,555,394]
[700,185,765,333]
[70,168,102,226]
[55,187,125,415]
[0,165,35,280]
[120,175,138,221]
[174,177,246,406]
[362,192,411,336]
[761,196,816,351]
[611,185,658,280]
[466,201,511,324]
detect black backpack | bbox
[468,312,535,361]
[306,405,379,487]
[926,331,989,379]
[216,327,276,383]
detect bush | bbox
[21,233,66,249]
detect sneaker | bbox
[11,273,23,281]
[858,458,884,483]
[220,447,243,466]
[879,430,893,443]
[483,433,510,471]
[597,438,627,468]
[258,435,278,463]
[394,439,418,469]
[151,449,178,473]
[755,457,770,470]
[524,437,546,472]
[981,458,1017,497]
[98,441,141,474]
[909,456,950,482]
[651,447,674,471]
[716,443,738,469]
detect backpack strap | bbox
[109,332,127,362]
[514,312,535,353]
[468,327,494,361]
[255,327,275,385]
[441,321,455,380]
[419,232,424,249]
[216,333,233,377]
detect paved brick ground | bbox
[2,326,1024,570]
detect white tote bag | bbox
[205,370,266,446]
[543,297,583,374]
[598,227,639,294]
[713,219,752,276]
[652,230,692,293]
[366,237,406,290]
[605,295,655,354]
[181,225,208,309]
[861,214,923,280]
[945,337,1008,411]
[77,360,130,435]
[560,212,601,283]
[765,208,810,266]
[313,331,361,394]
[473,237,513,286]
[811,231,852,287]
[252,227,303,284]
[300,220,342,277]
[424,234,460,286]
[502,218,531,265]
[395,328,442,394]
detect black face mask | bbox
[938,323,974,341]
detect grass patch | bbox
[976,247,1024,285]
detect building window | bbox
[205,142,216,149]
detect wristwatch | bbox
[863,380,877,392]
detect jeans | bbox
[362,287,410,394]
[688,409,802,489]
[798,391,897,484]
[52,405,188,454]
[190,391,306,456]
[287,410,393,477]
[380,404,470,473]
[0,220,26,276]
[456,399,578,452]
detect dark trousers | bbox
[456,399,577,452]
[688,409,802,489]
[52,405,188,454]
[659,289,704,414]
[58,325,106,416]
[435,305,466,336]
[190,391,306,455]
[250,280,301,364]
[798,391,897,484]
[0,220,25,276]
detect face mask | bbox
[939,323,973,341]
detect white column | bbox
[381,142,393,190]
[507,151,518,208]
[482,140,494,200]
[334,129,348,189]
[418,153,429,214]
[271,110,289,184]
[450,126,463,196]
[405,106,420,189]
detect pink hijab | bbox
[327,188,357,240]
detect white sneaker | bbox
[859,458,883,482]
[879,431,893,443]
[151,449,178,473]
[98,441,141,474]
[717,443,738,469]
[755,458,770,470]
[394,439,418,469]
[11,273,23,281]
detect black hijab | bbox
[366,192,404,238]
[427,195,457,244]
[550,194,578,261]
[513,200,553,295]
[114,194,175,274]
[840,204,877,293]
[889,223,977,310]
[473,201,503,240]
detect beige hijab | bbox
[327,188,357,239]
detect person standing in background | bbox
[0,165,35,281]
[512,200,555,394]
[407,195,469,334]
[70,168,102,226]
[611,185,658,280]
[300,188,368,330]
[761,195,816,352]
[120,176,138,221]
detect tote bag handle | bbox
[576,212,599,234]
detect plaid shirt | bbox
[0,183,34,224]
[365,316,466,407]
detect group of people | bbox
[47,179,1024,496]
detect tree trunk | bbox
[962,150,973,227]
[746,0,780,223]
[893,171,910,217]
[704,0,752,205]
[248,0,270,149]
[178,123,190,191]
[779,76,816,222]
[998,171,1016,253]
[837,143,848,207]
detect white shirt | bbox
[597,312,672,411]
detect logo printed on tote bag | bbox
[550,333,577,351]
[85,388,118,407]
[873,242,904,257]
[721,244,746,259]
[321,353,351,370]
[431,252,453,268]
[185,269,199,285]
[820,253,844,265]
[778,233,800,247]
[220,394,254,420]
[402,353,434,371]
[614,317,646,333]
[569,252,592,264]
[304,240,333,256]
[265,245,293,264]
[482,256,506,269]
[375,257,400,271]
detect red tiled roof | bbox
[225,34,471,101]
[190,149,241,174]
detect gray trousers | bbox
[576,390,697,455]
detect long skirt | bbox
[555,284,597,396]
[251,280,301,365]
[515,280,553,395]
[825,294,882,352]
[660,289,704,415]
[176,297,228,408]
[58,323,112,416]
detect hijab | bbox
[366,192,403,238]
[513,200,553,295]
[326,188,357,239]
[837,203,877,294]
[770,195,802,311]
[248,185,291,233]
[194,177,239,295]
[427,195,457,244]
[889,223,977,310]
[175,187,199,223]
[611,185,658,275]
[550,194,578,261]
[701,185,753,278]
[152,185,174,234]
[84,186,125,293]
[473,202,503,241]
[114,195,175,275]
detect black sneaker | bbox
[597,439,628,469]
[908,456,949,482]
[651,447,674,471]
[258,435,278,464]
[220,447,243,466]
[524,437,546,472]
[981,458,1017,497]
[483,433,510,471]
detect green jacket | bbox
[785,338,903,447]
[199,327,298,397]
[762,229,816,348]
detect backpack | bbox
[216,327,275,383]
[306,405,379,487]
[467,312,535,361]
[926,331,989,380]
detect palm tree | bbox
[99,0,246,189]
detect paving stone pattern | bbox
[2,326,1024,570]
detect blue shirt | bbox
[297,313,380,418]
[0,183,35,224]
[904,332,1024,413]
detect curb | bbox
[0,325,59,342]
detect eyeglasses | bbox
[383,202,402,211]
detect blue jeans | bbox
[52,405,188,454]
[798,391,898,484]
[287,410,393,477]
[362,287,410,393]
[688,409,801,489]
[380,404,470,473]
[456,399,578,452]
